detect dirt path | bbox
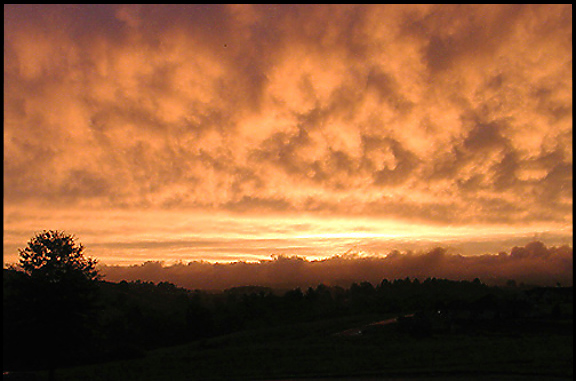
[333,314,414,336]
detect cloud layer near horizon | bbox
[100,241,573,289]
[4,4,573,227]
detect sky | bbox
[3,5,573,286]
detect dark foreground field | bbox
[28,312,572,381]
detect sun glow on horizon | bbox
[4,206,572,266]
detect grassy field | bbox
[34,314,572,381]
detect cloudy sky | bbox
[4,5,572,275]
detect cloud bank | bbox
[100,241,573,290]
[4,4,572,227]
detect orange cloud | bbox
[4,5,572,265]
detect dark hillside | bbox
[3,270,573,379]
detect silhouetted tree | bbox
[4,230,101,378]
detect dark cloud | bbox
[252,127,312,175]
[223,196,292,214]
[60,169,111,199]
[100,241,573,290]
[492,151,520,191]
[413,5,526,74]
[371,137,421,187]
[463,120,509,153]
[365,67,414,114]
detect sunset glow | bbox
[3,5,572,285]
